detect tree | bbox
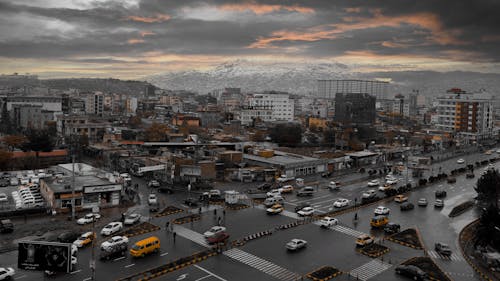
[144,122,168,142]
[475,168,500,208]
[0,149,12,170]
[2,135,27,151]
[475,205,500,250]
[269,124,302,147]
[22,129,54,153]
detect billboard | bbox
[18,241,72,273]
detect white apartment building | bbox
[239,105,273,125]
[247,93,294,122]
[435,88,494,142]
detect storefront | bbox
[83,184,121,208]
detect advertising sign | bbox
[18,241,72,273]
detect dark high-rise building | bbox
[146,85,156,97]
[333,93,376,125]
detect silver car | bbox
[286,239,307,251]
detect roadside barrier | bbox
[459,219,495,281]
[154,206,183,218]
[114,222,161,239]
[172,214,201,225]
[306,266,342,281]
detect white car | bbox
[20,178,29,185]
[124,213,141,225]
[327,181,338,190]
[76,213,101,225]
[457,159,465,164]
[9,178,18,186]
[148,194,157,205]
[0,267,15,280]
[120,173,132,182]
[319,217,338,227]
[379,185,393,192]
[374,206,390,215]
[266,189,281,197]
[386,178,399,185]
[297,207,315,216]
[286,239,307,251]
[100,235,129,250]
[101,222,123,236]
[362,190,377,199]
[367,179,380,187]
[277,175,294,183]
[203,226,227,238]
[0,193,7,203]
[148,180,160,188]
[333,198,349,208]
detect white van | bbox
[263,196,284,207]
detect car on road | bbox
[333,198,349,208]
[400,202,414,211]
[148,194,158,205]
[0,267,14,280]
[99,243,128,261]
[101,236,129,250]
[385,177,399,185]
[76,213,101,225]
[203,226,227,238]
[319,217,338,228]
[296,186,315,197]
[379,185,394,192]
[417,198,428,207]
[147,180,160,188]
[101,222,123,236]
[158,186,174,194]
[384,222,401,234]
[294,202,311,213]
[207,232,230,245]
[435,242,452,256]
[395,265,428,281]
[394,195,408,203]
[73,232,95,248]
[184,197,199,207]
[257,183,273,191]
[279,185,294,193]
[374,206,390,215]
[435,190,447,198]
[277,175,294,183]
[370,215,389,228]
[0,219,13,233]
[327,181,339,190]
[57,231,80,243]
[457,158,465,164]
[434,199,444,208]
[124,213,141,225]
[362,190,377,199]
[263,196,284,207]
[266,189,281,197]
[286,239,307,251]
[367,179,380,187]
[297,207,315,216]
[266,204,284,215]
[321,171,332,178]
[0,193,7,203]
[356,234,374,247]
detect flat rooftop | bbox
[243,150,323,166]
[43,175,113,193]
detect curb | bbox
[306,266,342,281]
[154,207,183,218]
[357,246,390,258]
[459,219,494,281]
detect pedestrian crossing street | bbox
[224,248,301,281]
[349,259,392,281]
[427,250,465,262]
[173,225,209,247]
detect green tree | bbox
[22,129,54,153]
[475,168,500,208]
[269,124,302,147]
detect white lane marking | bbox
[15,275,27,279]
[195,275,212,281]
[124,263,135,268]
[177,274,189,280]
[71,269,82,274]
[161,252,169,257]
[113,256,125,262]
[193,264,228,281]
[83,277,92,281]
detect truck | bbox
[0,219,13,233]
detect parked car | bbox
[9,178,19,186]
[0,219,14,233]
[266,204,284,215]
[206,232,230,245]
[279,185,294,193]
[124,213,141,225]
[384,222,401,234]
[101,236,129,250]
[319,217,338,228]
[203,226,227,238]
[158,186,174,194]
[362,190,377,199]
[333,198,349,208]
[294,202,311,213]
[0,267,15,280]
[435,190,447,198]
[457,158,465,164]
[0,193,7,203]
[0,179,8,187]
[417,198,428,207]
[395,265,428,281]
[148,194,158,205]
[73,232,95,248]
[400,202,414,211]
[379,185,394,192]
[367,179,380,187]
[374,206,390,215]
[321,171,332,177]
[394,195,408,203]
[297,207,315,216]
[296,186,315,197]
[286,239,307,251]
[57,231,80,243]
[386,178,399,185]
[434,199,444,208]
[277,175,294,183]
[466,172,475,179]
[76,213,101,225]
[101,222,123,236]
[147,180,160,188]
[356,234,374,247]
[99,243,128,261]
[435,242,452,256]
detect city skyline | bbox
[0,0,499,78]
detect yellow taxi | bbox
[394,195,408,203]
[370,215,389,228]
[266,204,284,215]
[73,232,96,248]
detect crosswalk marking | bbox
[173,225,209,247]
[224,248,300,281]
[328,224,367,238]
[349,259,392,281]
[428,250,465,262]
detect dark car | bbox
[384,223,401,234]
[321,171,332,178]
[184,198,199,207]
[466,172,475,179]
[149,202,160,213]
[435,190,447,198]
[158,186,174,194]
[0,179,9,187]
[99,243,128,261]
[0,219,14,233]
[435,242,452,256]
[447,177,456,183]
[206,232,230,245]
[395,265,428,280]
[294,203,311,212]
[400,202,414,211]
[258,183,273,191]
[57,231,80,243]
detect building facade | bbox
[333,93,376,125]
[317,80,389,100]
[246,93,294,122]
[85,92,104,115]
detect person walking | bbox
[165,221,170,232]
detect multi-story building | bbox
[1,96,62,112]
[11,104,58,130]
[239,105,273,125]
[85,92,104,115]
[317,80,389,100]
[435,88,494,142]
[125,97,138,114]
[333,93,376,125]
[246,92,294,122]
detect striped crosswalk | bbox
[329,225,367,238]
[349,259,392,281]
[224,248,301,281]
[428,250,464,262]
[173,225,209,247]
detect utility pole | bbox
[90,217,96,280]
[71,153,76,220]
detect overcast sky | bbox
[1,0,499,78]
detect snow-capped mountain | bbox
[147,59,353,94]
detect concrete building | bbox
[85,92,104,115]
[334,93,376,125]
[246,92,294,122]
[11,104,58,130]
[125,97,138,114]
[2,96,62,112]
[435,88,494,143]
[317,80,389,100]
[243,150,328,177]
[58,114,111,143]
[239,105,273,125]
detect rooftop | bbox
[43,175,113,193]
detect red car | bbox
[206,232,230,244]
